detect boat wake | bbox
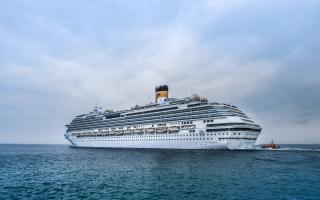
[275,147,320,152]
[254,147,320,152]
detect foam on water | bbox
[255,147,320,152]
[275,147,320,152]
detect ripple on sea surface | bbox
[0,144,319,199]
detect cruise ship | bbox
[65,85,261,149]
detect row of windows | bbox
[206,128,260,132]
[187,103,202,107]
[218,137,256,141]
[76,133,203,137]
[78,137,256,141]
[72,104,243,126]
[124,106,210,119]
[104,113,121,119]
[67,113,237,131]
[74,131,225,136]
[122,109,244,123]
[80,137,217,141]
[206,123,260,128]
[69,107,214,126]
[126,106,178,116]
[74,132,247,138]
[111,112,242,127]
[67,109,251,131]
[69,105,241,126]
[69,112,248,130]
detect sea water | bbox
[0,144,319,199]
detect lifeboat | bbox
[134,129,143,133]
[156,127,167,133]
[168,126,179,133]
[124,129,131,134]
[168,126,179,131]
[146,128,155,133]
[180,125,188,130]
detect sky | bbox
[0,0,319,144]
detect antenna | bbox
[94,101,102,112]
[190,87,194,97]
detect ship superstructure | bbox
[65,85,261,149]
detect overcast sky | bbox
[0,0,319,144]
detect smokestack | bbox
[155,85,169,103]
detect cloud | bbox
[0,0,319,144]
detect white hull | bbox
[65,130,259,150]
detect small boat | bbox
[261,139,280,149]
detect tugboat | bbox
[261,139,280,150]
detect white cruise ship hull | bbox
[67,140,256,150]
[65,129,259,150]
